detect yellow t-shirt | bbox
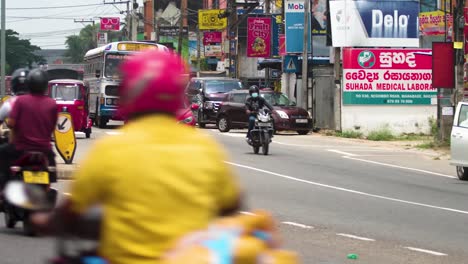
[69,115,240,264]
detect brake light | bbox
[10,166,21,173]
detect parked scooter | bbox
[2,152,57,236]
[248,109,274,155]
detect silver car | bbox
[451,102,468,180]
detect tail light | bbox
[10,166,21,173]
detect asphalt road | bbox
[1,124,467,264]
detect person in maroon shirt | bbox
[0,69,57,191]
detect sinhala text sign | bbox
[329,0,420,47]
[343,48,436,105]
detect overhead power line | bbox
[6,3,104,10]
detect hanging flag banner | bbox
[329,0,420,47]
[279,34,286,56]
[100,17,120,31]
[343,48,436,105]
[247,17,272,58]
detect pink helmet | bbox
[118,49,188,118]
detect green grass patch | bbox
[336,130,364,139]
[367,128,395,141]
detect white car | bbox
[451,102,468,180]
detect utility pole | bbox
[265,0,271,88]
[197,26,201,75]
[300,0,310,110]
[74,19,97,48]
[104,0,131,40]
[177,0,187,54]
[1,0,6,98]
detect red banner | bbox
[100,17,120,31]
[247,17,271,58]
[279,34,286,56]
[432,42,455,89]
[203,32,222,45]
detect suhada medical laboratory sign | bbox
[342,48,436,105]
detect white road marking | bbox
[404,247,447,256]
[221,133,246,138]
[106,131,122,135]
[344,156,456,179]
[63,192,71,196]
[240,211,256,215]
[225,162,468,215]
[337,233,375,241]
[327,149,358,157]
[282,222,314,229]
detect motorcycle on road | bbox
[248,109,274,155]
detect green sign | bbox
[343,92,437,105]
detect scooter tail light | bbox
[10,166,21,173]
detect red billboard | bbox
[432,42,455,89]
[203,32,222,45]
[100,17,120,31]
[247,17,272,58]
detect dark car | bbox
[186,77,243,128]
[216,89,312,135]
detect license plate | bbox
[295,119,308,123]
[23,171,49,184]
[257,122,272,127]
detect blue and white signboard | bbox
[283,55,299,73]
[285,0,312,53]
[329,0,419,47]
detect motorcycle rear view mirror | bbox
[4,181,55,211]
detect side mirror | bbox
[191,103,200,111]
[291,101,297,106]
[95,70,101,78]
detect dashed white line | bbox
[404,247,447,256]
[327,149,358,157]
[281,221,314,229]
[226,161,468,215]
[343,156,456,179]
[239,211,256,215]
[106,131,122,135]
[337,233,375,241]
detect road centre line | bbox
[404,247,447,256]
[225,161,468,215]
[281,222,314,229]
[343,156,456,179]
[336,233,375,241]
[327,149,358,157]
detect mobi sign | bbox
[286,2,305,12]
[330,0,419,47]
[285,0,311,53]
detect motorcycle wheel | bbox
[22,212,36,237]
[253,146,260,154]
[4,204,17,228]
[262,132,270,155]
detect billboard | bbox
[343,48,436,105]
[100,17,120,31]
[203,32,222,45]
[419,11,453,37]
[198,10,227,30]
[312,0,328,35]
[329,0,420,47]
[247,17,272,58]
[432,42,455,89]
[285,0,312,53]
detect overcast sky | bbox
[3,0,144,50]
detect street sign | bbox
[198,10,227,30]
[283,55,299,73]
[54,111,76,164]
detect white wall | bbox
[341,105,437,135]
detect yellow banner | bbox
[198,9,227,30]
[419,10,453,36]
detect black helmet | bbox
[10,68,30,95]
[249,85,259,95]
[27,69,49,95]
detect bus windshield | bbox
[51,84,81,101]
[105,53,130,79]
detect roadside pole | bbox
[1,0,6,98]
[300,0,309,109]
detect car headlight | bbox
[204,102,213,109]
[113,98,119,105]
[106,98,112,105]
[276,110,289,119]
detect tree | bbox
[0,30,43,74]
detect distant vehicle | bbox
[216,89,312,134]
[450,101,468,180]
[185,77,243,128]
[83,41,169,128]
[48,79,92,138]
